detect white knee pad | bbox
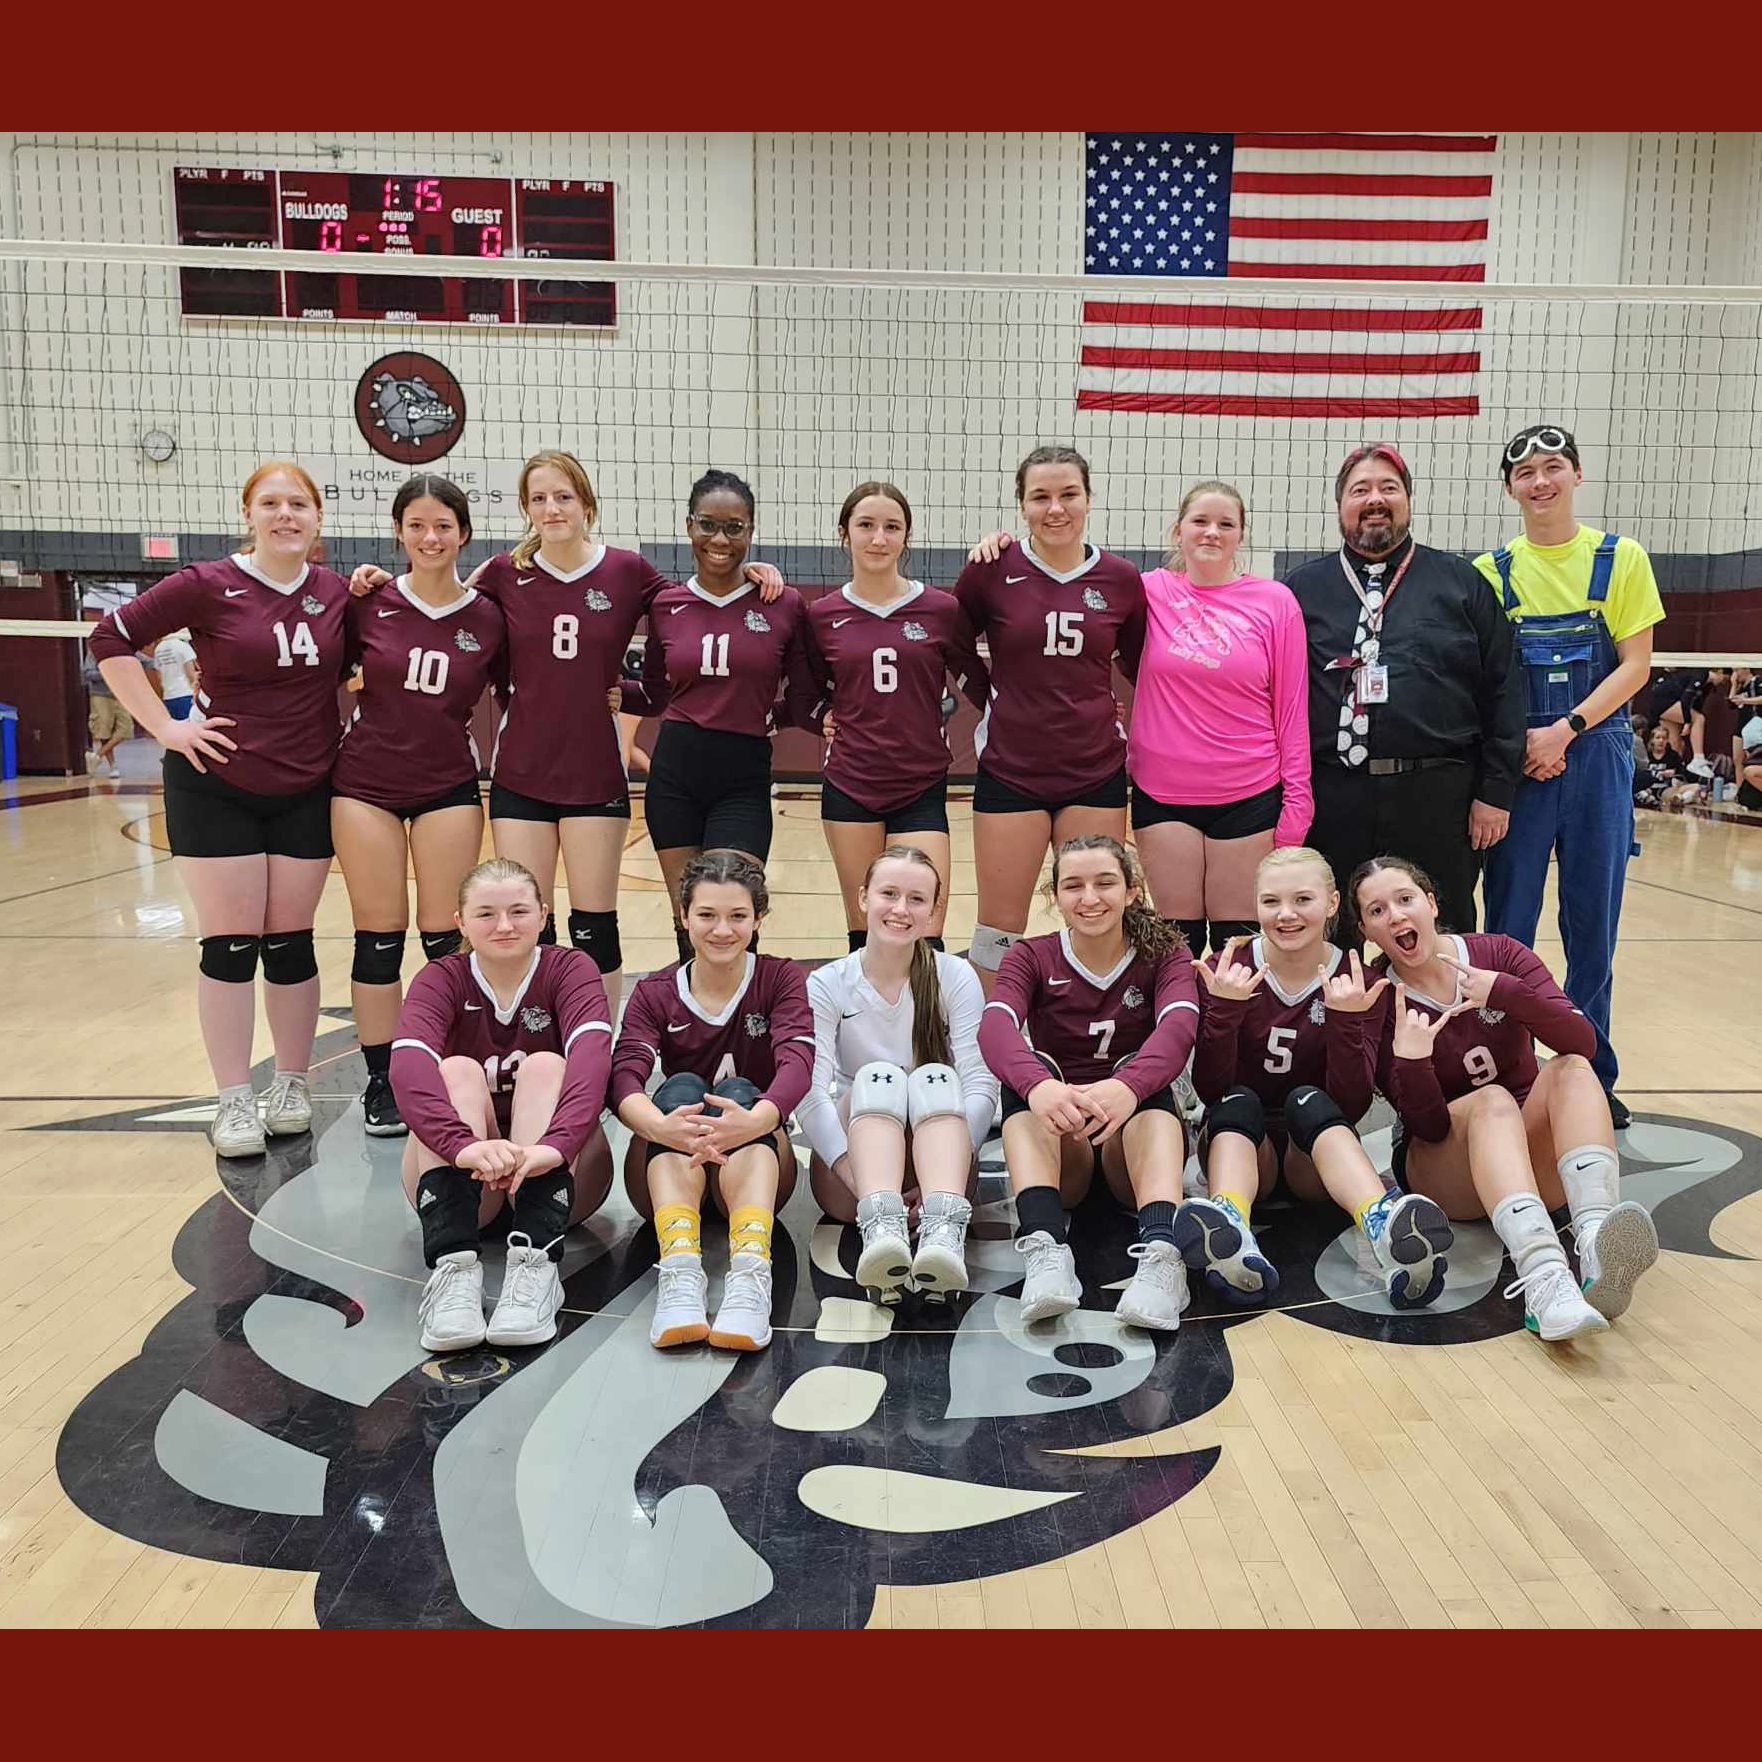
[848,1060,910,1128]
[908,1062,966,1127]
[968,922,1021,973]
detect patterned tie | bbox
[1337,560,1387,769]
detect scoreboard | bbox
[172,167,616,326]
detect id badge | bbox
[1357,664,1389,704]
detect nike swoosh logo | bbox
[831,617,855,628]
[516,575,536,585]
[1508,1200,1541,1214]
[841,1011,862,1019]
[375,939,400,950]
[1005,574,1028,584]
[666,1022,689,1033]
[225,587,249,597]
[1571,1158,1601,1173]
[669,604,688,615]
[1047,977,1070,987]
[228,941,253,952]
[376,608,398,618]
[464,1003,482,1011]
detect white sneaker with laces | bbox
[1579,1200,1658,1321]
[420,1251,487,1352]
[1507,1258,1609,1342]
[1685,755,1715,779]
[1115,1240,1190,1331]
[1174,1067,1206,1129]
[1363,1191,1454,1309]
[911,1192,972,1297]
[1015,1231,1082,1323]
[209,1090,266,1158]
[709,1251,774,1350]
[855,1193,913,1302]
[486,1232,564,1346]
[651,1252,710,1347]
[260,1072,312,1136]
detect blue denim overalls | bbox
[1482,533,1633,1089]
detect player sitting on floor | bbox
[1187,845,1453,1309]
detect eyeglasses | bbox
[1503,425,1575,467]
[687,515,751,539]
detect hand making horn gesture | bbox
[1438,950,1499,1011]
[1322,948,1390,1014]
[1390,983,1473,1059]
[1191,935,1267,1003]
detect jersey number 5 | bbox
[1264,1026,1296,1074]
[1043,611,1084,656]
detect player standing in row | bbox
[798,847,998,1304]
[1353,855,1659,1343]
[1187,847,1454,1310]
[391,858,614,1353]
[1129,484,1312,956]
[979,837,1199,1330]
[803,482,989,950]
[612,850,814,1350]
[89,462,347,1156]
[622,471,816,965]
[957,448,1146,997]
[332,475,506,1138]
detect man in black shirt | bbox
[1286,443,1524,938]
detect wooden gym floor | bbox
[1,745,1760,1629]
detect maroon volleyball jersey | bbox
[953,542,1146,799]
[622,581,819,738]
[1373,933,1596,1138]
[608,953,816,1119]
[332,579,505,810]
[88,555,349,794]
[802,583,990,811]
[475,546,668,805]
[391,946,612,1162]
[1191,940,1382,1120]
[980,928,1199,1102]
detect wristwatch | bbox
[1566,712,1588,735]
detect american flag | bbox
[1078,131,1497,418]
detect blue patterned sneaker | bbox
[1363,1191,1454,1309]
[1174,1195,1280,1306]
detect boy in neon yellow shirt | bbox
[1473,425,1664,1129]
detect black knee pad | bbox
[419,928,462,962]
[198,933,260,983]
[1209,920,1257,952]
[260,928,317,985]
[513,1168,575,1261]
[1207,1085,1266,1147]
[654,1070,711,1113]
[416,1166,480,1266]
[708,1075,762,1111]
[1174,918,1208,956]
[568,909,621,973]
[351,929,405,986]
[537,912,558,947]
[1283,1085,1352,1156]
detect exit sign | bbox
[140,535,179,561]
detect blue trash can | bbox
[0,704,16,782]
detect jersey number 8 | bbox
[552,614,579,660]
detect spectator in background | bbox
[152,629,198,721]
[81,623,134,776]
[1635,723,1700,809]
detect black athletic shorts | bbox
[645,720,773,858]
[999,1048,1179,1122]
[162,751,333,859]
[819,774,949,835]
[1131,778,1283,839]
[973,762,1129,818]
[488,781,631,823]
[335,778,483,823]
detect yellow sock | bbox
[655,1202,701,1258]
[1353,1191,1387,1232]
[728,1204,774,1261]
[1215,1189,1253,1225]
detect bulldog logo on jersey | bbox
[353,351,467,465]
[742,1013,769,1039]
[584,589,612,613]
[1082,587,1108,611]
[1310,997,1329,1025]
[901,621,929,642]
[744,610,771,634]
[454,629,482,653]
[300,594,325,616]
[520,1006,553,1033]
[1478,1007,1507,1025]
[1122,985,1145,1010]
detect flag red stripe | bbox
[1232,133,1497,154]
[1231,172,1494,197]
[1082,301,1483,332]
[1229,217,1489,243]
[1076,391,1482,416]
[1081,346,1482,374]
[1225,261,1489,282]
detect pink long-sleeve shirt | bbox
[1126,569,1313,847]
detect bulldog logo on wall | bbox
[354,352,466,463]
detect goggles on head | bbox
[1503,425,1577,470]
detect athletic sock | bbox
[1556,1143,1619,1242]
[1213,1188,1254,1225]
[1491,1191,1569,1282]
[362,1041,392,1079]
[1355,1190,1393,1235]
[847,929,868,953]
[728,1204,774,1261]
[655,1202,702,1258]
[1137,1199,1177,1246]
[1014,1184,1066,1243]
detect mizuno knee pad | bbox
[907,1062,966,1127]
[848,1061,910,1127]
[260,928,317,985]
[568,909,621,973]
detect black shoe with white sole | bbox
[363,1072,408,1137]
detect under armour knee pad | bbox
[967,922,1020,973]
[708,1075,763,1111]
[654,1070,711,1114]
[260,929,317,985]
[1174,918,1208,957]
[849,1060,910,1127]
[568,908,621,973]
[513,1168,575,1261]
[907,1062,966,1127]
[419,928,462,962]
[198,933,260,983]
[1283,1085,1352,1156]
[415,1166,480,1266]
[352,929,405,987]
[1207,1085,1266,1147]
